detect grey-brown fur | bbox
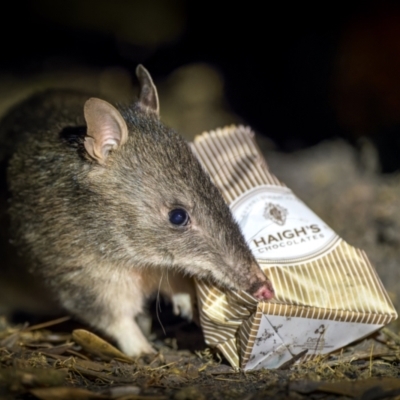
[1,66,273,356]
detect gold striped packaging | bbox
[190,125,397,370]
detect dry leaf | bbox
[291,377,400,397]
[72,330,133,362]
[205,365,236,375]
[0,367,68,390]
[39,343,74,355]
[104,385,140,398]
[30,386,108,399]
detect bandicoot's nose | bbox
[246,262,275,300]
[252,280,275,300]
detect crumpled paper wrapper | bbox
[190,126,397,370]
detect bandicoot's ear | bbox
[83,98,128,164]
[136,64,160,116]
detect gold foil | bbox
[191,126,397,370]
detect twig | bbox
[25,316,71,331]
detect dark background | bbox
[1,0,400,172]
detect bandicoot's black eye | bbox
[169,208,189,226]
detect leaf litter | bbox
[0,315,400,400]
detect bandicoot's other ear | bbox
[83,98,128,164]
[136,64,160,116]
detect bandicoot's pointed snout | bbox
[246,262,275,300]
[251,280,275,300]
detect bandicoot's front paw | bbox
[109,318,158,358]
[172,293,193,321]
[119,337,156,357]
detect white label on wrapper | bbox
[231,185,338,263]
[244,314,383,370]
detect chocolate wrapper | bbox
[190,126,397,370]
